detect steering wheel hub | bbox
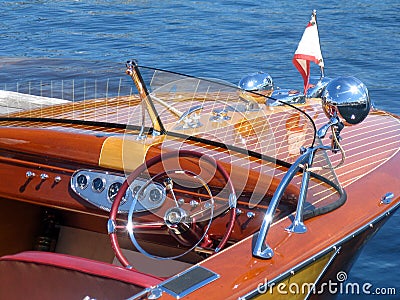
[165,207,189,229]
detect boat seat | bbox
[0,251,163,300]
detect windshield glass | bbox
[0,60,342,214]
[1,62,317,162]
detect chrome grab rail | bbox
[253,117,341,259]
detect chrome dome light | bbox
[322,76,371,126]
[238,71,273,92]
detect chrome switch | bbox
[26,171,36,178]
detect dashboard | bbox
[71,170,166,213]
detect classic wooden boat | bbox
[0,57,398,300]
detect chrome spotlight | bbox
[238,71,273,92]
[322,76,371,126]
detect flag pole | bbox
[293,9,325,95]
[313,10,325,79]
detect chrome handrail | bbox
[253,117,341,259]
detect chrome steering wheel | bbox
[109,150,237,268]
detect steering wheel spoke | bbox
[107,218,128,234]
[128,221,166,231]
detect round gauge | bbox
[149,188,162,203]
[76,174,89,190]
[131,185,142,195]
[92,177,105,193]
[108,181,122,203]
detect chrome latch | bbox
[380,192,394,205]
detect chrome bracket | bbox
[253,151,309,259]
[147,287,163,299]
[286,219,307,234]
[175,105,203,129]
[107,219,116,234]
[286,153,315,234]
[210,108,231,122]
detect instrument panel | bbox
[71,170,166,213]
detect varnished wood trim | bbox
[98,135,165,171]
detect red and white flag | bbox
[292,11,324,95]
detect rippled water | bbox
[0,0,399,298]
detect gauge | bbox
[77,174,89,190]
[149,188,162,203]
[92,177,105,193]
[107,181,122,203]
[131,185,142,195]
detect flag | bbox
[292,10,324,95]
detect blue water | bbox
[0,0,399,298]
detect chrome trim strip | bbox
[304,246,341,300]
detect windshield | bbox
[0,62,317,162]
[0,60,342,216]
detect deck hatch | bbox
[160,266,219,298]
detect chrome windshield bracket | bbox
[136,124,147,140]
[126,60,167,135]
